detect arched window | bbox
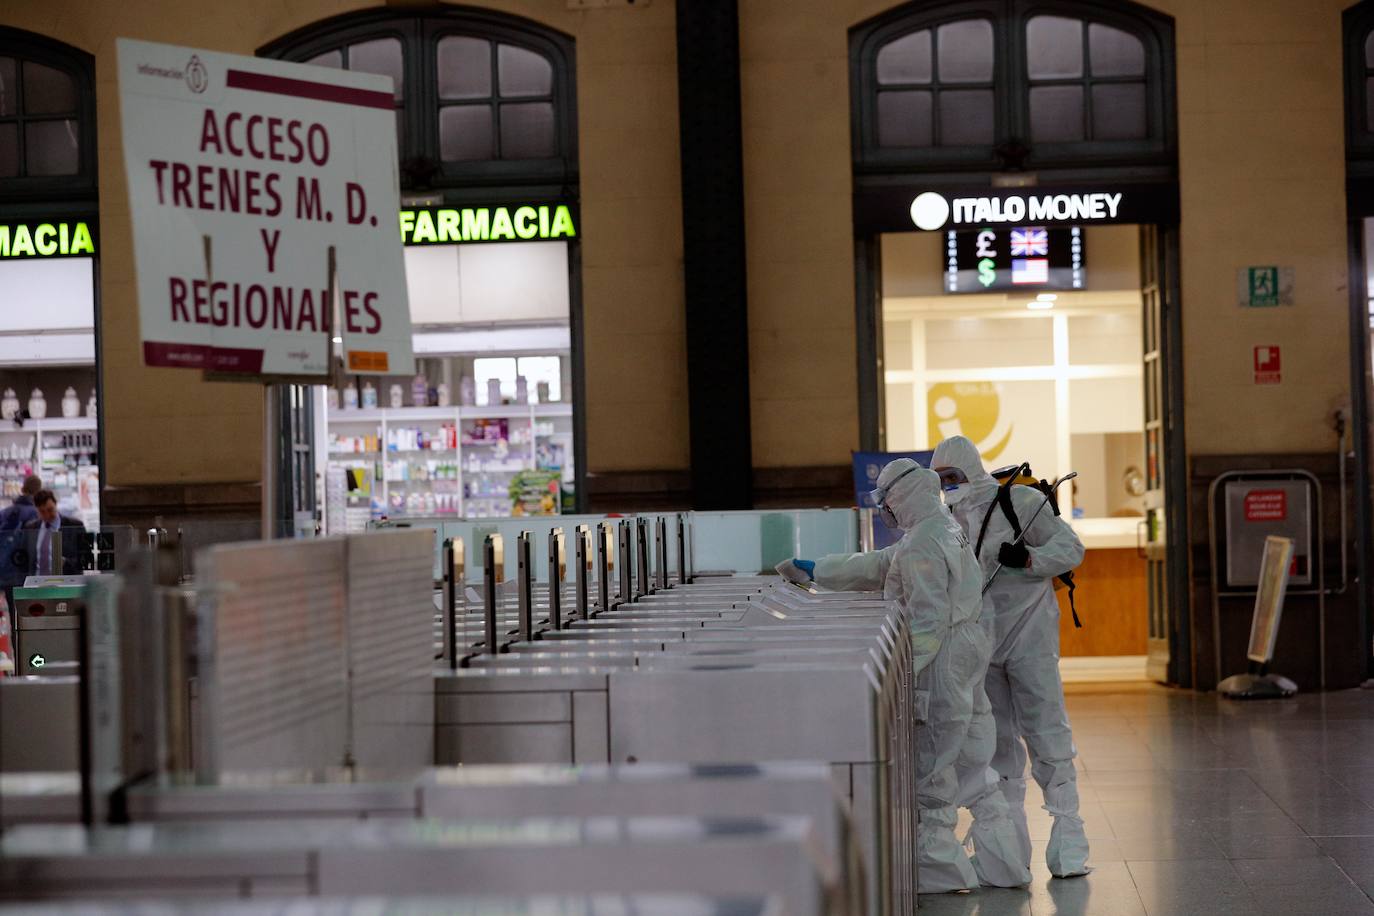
[262,8,577,190]
[1344,1,1374,167]
[852,0,1174,175]
[0,28,96,200]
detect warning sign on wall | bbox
[1244,489,1287,522]
[1253,345,1281,385]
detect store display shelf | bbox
[533,403,573,418]
[330,450,380,457]
[328,408,389,422]
[385,448,458,455]
[0,416,98,433]
[327,404,572,425]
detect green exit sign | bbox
[1238,266,1294,307]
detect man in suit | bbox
[22,489,85,576]
[0,475,42,608]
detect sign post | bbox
[117,39,413,378]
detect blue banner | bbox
[853,450,934,549]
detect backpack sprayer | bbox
[982,471,1078,595]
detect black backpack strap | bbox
[1060,571,1081,627]
[990,485,1084,628]
[973,497,999,559]
[976,484,1022,558]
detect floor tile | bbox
[938,686,1374,914]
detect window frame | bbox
[0,27,97,204]
[1344,0,1374,166]
[851,0,1176,176]
[260,8,578,191]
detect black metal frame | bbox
[849,0,1186,681]
[0,29,102,526]
[260,8,577,192]
[0,27,98,202]
[1343,1,1374,680]
[850,0,1175,178]
[263,7,587,514]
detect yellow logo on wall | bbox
[928,381,1013,461]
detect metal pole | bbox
[656,516,669,591]
[548,529,564,632]
[575,525,590,620]
[483,535,500,655]
[597,522,611,614]
[636,518,650,598]
[618,521,634,606]
[517,532,533,643]
[676,513,688,586]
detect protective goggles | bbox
[934,467,969,491]
[868,464,921,509]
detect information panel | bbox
[944,226,1084,293]
[117,39,413,377]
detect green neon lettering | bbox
[551,205,576,238]
[437,209,460,243]
[70,223,94,255]
[490,208,515,240]
[398,210,416,243]
[463,208,489,241]
[412,210,437,244]
[539,206,549,237]
[514,206,538,239]
[34,224,58,257]
[10,225,34,257]
[0,226,9,258]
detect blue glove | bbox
[793,559,815,579]
[774,558,816,585]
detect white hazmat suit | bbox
[931,435,1090,878]
[807,460,1031,894]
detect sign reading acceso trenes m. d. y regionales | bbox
[117,38,413,377]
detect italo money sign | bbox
[117,38,413,377]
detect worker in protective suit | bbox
[930,435,1089,878]
[778,459,1030,894]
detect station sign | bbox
[399,203,577,246]
[117,38,414,378]
[852,181,1180,236]
[0,220,97,259]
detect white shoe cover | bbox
[1002,778,1033,865]
[918,824,979,894]
[966,800,1032,888]
[1046,815,1091,878]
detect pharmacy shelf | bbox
[326,403,572,425]
[0,416,98,434]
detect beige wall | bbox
[2,0,1359,491]
[0,0,687,490]
[739,0,1355,467]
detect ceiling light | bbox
[332,336,343,343]
[1027,301,1054,310]
[1036,293,1058,301]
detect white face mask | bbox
[943,483,970,507]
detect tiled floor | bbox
[934,682,1374,916]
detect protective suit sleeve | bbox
[813,545,895,592]
[1011,486,1085,579]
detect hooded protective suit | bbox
[811,460,1031,893]
[931,435,1089,878]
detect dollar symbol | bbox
[978,258,996,287]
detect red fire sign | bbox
[1244,489,1287,522]
[1254,345,1281,385]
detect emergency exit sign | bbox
[1238,266,1294,307]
